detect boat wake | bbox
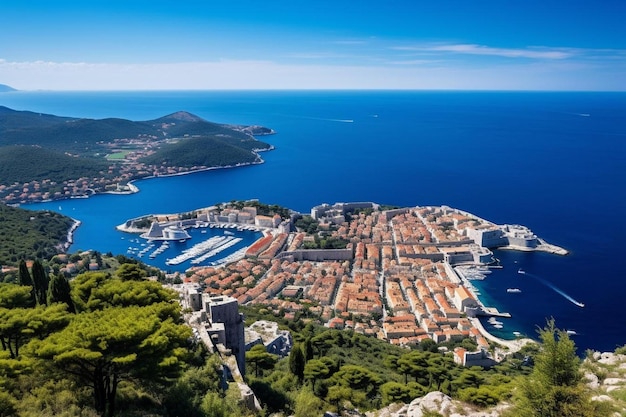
[521,270,585,308]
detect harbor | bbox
[119,223,262,272]
[165,235,244,266]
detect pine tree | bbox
[289,342,306,382]
[17,260,36,307]
[47,274,76,313]
[303,337,314,361]
[511,319,594,417]
[31,259,49,305]
[32,303,191,416]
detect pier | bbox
[166,236,242,266]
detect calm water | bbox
[3,90,625,353]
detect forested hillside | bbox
[139,136,261,168]
[0,145,109,184]
[0,204,74,265]
[0,260,624,416]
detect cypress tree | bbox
[289,342,306,382]
[48,274,76,313]
[31,259,50,305]
[303,337,314,361]
[17,259,36,307]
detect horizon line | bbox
[2,87,626,93]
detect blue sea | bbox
[2,90,625,354]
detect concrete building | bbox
[311,201,379,221]
[203,294,246,376]
[440,245,494,265]
[454,347,497,368]
[142,221,191,241]
[255,215,277,228]
[466,226,506,248]
[244,320,293,357]
[453,286,478,312]
[181,284,202,311]
[502,224,539,248]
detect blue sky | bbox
[1,0,625,90]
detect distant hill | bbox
[0,106,272,155]
[140,136,261,168]
[0,106,274,203]
[0,84,17,92]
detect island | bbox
[0,106,274,205]
[118,200,569,361]
[0,83,17,92]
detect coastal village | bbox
[118,200,567,373]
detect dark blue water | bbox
[3,90,625,353]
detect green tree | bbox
[115,263,147,281]
[0,391,17,417]
[326,384,353,411]
[17,260,35,307]
[245,344,277,378]
[289,342,306,382]
[303,359,329,391]
[332,364,381,395]
[425,355,453,390]
[380,381,412,405]
[31,303,191,417]
[398,350,430,385]
[70,272,110,312]
[31,259,49,305]
[163,354,223,417]
[47,274,76,313]
[303,337,314,361]
[310,332,332,357]
[294,385,324,417]
[0,282,35,309]
[0,303,69,359]
[70,271,177,312]
[510,319,594,417]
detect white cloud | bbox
[395,43,576,60]
[0,57,624,91]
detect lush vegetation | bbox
[0,204,74,266]
[139,136,261,168]
[0,145,109,185]
[239,305,621,416]
[241,305,533,415]
[506,319,613,417]
[0,262,252,417]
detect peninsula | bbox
[119,201,568,359]
[0,106,274,205]
[0,83,17,92]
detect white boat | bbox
[518,268,525,274]
[566,330,577,336]
[507,288,522,293]
[488,317,503,326]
